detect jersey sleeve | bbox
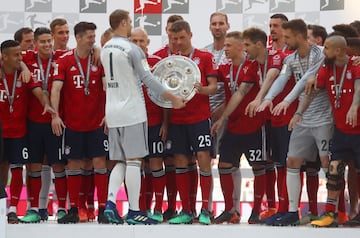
[21,50,34,65]
[204,52,218,79]
[28,76,42,90]
[315,65,328,89]
[53,55,67,82]
[264,56,293,100]
[269,51,285,70]
[352,61,360,80]
[130,45,165,96]
[217,65,225,83]
[283,55,325,103]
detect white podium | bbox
[0,197,6,238]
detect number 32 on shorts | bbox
[248,149,262,162]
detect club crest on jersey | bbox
[346,71,352,80]
[193,57,200,65]
[91,65,98,72]
[142,59,150,71]
[243,66,249,74]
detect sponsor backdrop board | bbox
[0,0,358,52]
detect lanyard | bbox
[333,57,349,109]
[179,47,195,60]
[229,54,245,94]
[258,50,269,85]
[167,46,172,57]
[272,44,288,53]
[2,71,18,113]
[37,52,53,92]
[297,50,310,77]
[74,50,91,95]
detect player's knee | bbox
[265,162,275,172]
[326,160,345,191]
[252,166,266,176]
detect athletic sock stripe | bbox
[152,169,165,178]
[66,169,82,176]
[199,170,212,177]
[188,163,197,171]
[127,161,141,167]
[287,168,300,174]
[175,168,188,174]
[81,169,93,176]
[218,167,234,175]
[252,168,266,176]
[54,171,66,178]
[29,171,41,178]
[94,168,107,175]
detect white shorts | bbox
[108,122,148,161]
[288,123,334,161]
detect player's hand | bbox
[171,96,186,109]
[150,65,158,72]
[211,117,224,136]
[288,113,302,131]
[257,99,273,112]
[100,117,108,135]
[19,68,31,83]
[159,122,168,142]
[42,104,56,116]
[51,115,65,136]
[194,82,204,94]
[346,105,358,127]
[305,76,318,95]
[245,99,261,118]
[272,101,290,116]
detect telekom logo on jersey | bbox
[73,75,85,89]
[0,90,7,102]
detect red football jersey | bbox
[317,58,360,134]
[170,48,217,124]
[0,71,29,138]
[54,49,105,132]
[218,60,265,134]
[267,44,294,57]
[153,45,176,59]
[23,50,67,123]
[144,54,163,126]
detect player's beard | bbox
[271,32,278,42]
[324,56,335,66]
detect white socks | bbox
[287,168,301,212]
[125,160,142,211]
[107,162,126,204]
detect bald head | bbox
[130,27,149,53]
[324,35,348,65]
[325,35,347,50]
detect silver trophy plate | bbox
[147,55,201,108]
